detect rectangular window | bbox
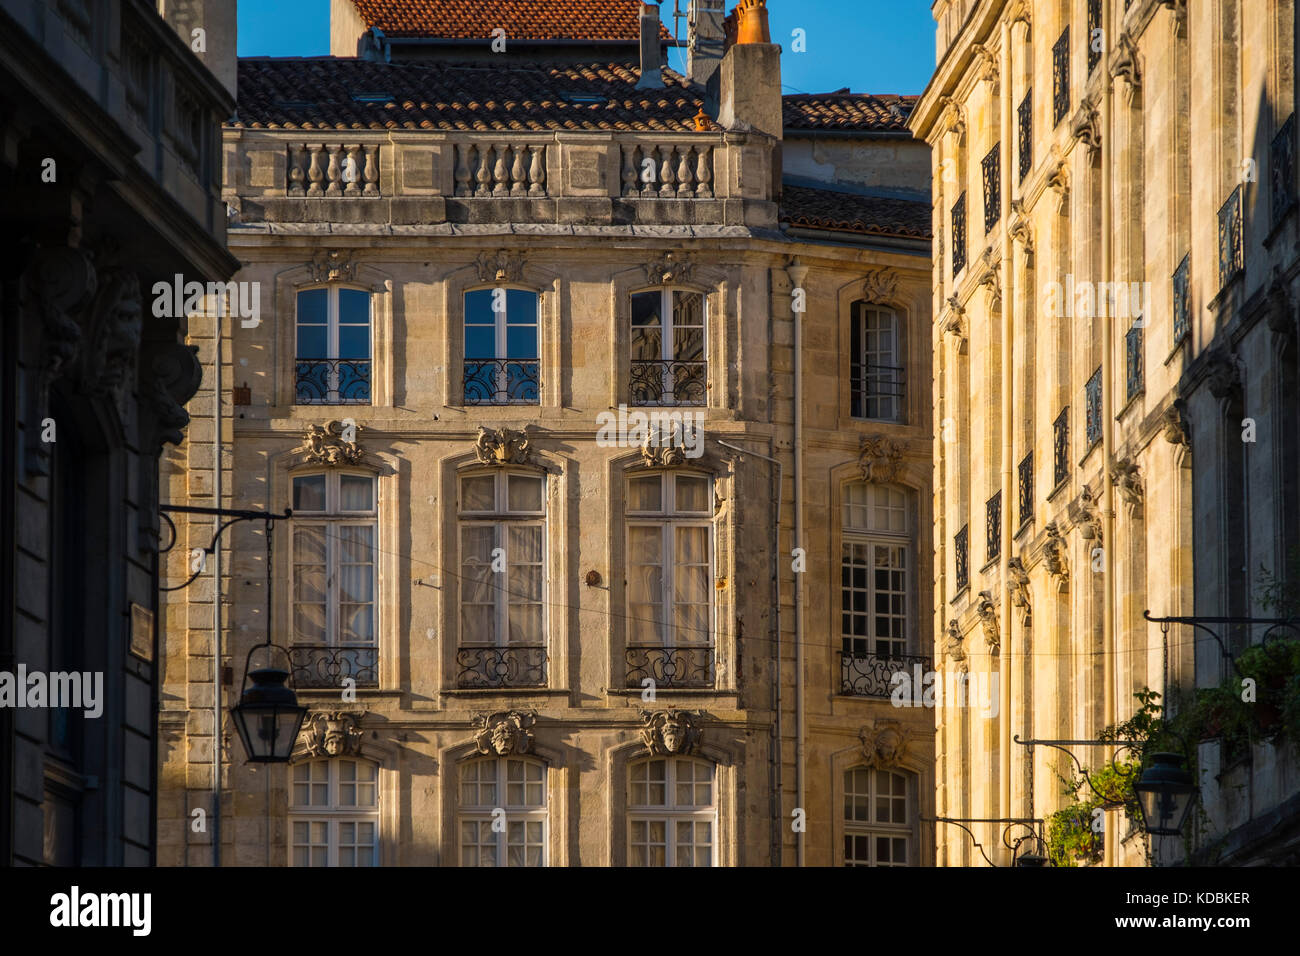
[289,473,377,688]
[1018,89,1033,182]
[1172,254,1191,347]
[1053,407,1071,488]
[1126,323,1144,401]
[1218,186,1244,287]
[841,482,910,661]
[1087,0,1101,73]
[850,304,905,422]
[954,524,969,596]
[625,472,714,688]
[628,758,715,867]
[630,289,707,406]
[464,288,540,405]
[457,471,547,688]
[289,759,379,867]
[1272,113,1296,226]
[295,287,372,404]
[986,491,1002,564]
[982,143,1001,233]
[459,758,546,867]
[1053,27,1071,125]
[844,768,914,867]
[951,192,968,275]
[1018,452,1034,529]
[1085,367,1103,448]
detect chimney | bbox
[635,2,666,90]
[687,0,726,105]
[716,0,782,140]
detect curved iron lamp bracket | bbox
[923,817,1043,867]
[1143,610,1300,677]
[1014,736,1143,804]
[159,505,292,592]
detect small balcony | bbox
[630,360,707,407]
[288,644,378,689]
[295,358,371,405]
[625,645,715,689]
[840,651,933,698]
[456,645,547,689]
[463,358,541,406]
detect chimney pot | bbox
[636,1,666,90]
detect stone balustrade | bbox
[454,142,548,197]
[287,144,381,197]
[621,143,714,199]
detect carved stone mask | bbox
[661,717,684,753]
[490,723,516,755]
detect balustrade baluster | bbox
[492,144,509,196]
[528,145,545,196]
[307,144,324,196]
[362,144,379,196]
[695,145,713,198]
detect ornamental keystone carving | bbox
[977,249,1001,308]
[640,427,695,467]
[1111,458,1144,509]
[977,590,1000,655]
[1071,96,1101,153]
[861,267,900,304]
[859,435,905,484]
[944,619,966,663]
[1110,33,1142,99]
[1007,556,1031,616]
[301,711,365,757]
[859,718,911,770]
[971,43,999,89]
[1075,486,1103,543]
[475,249,526,284]
[1042,521,1070,582]
[1161,401,1190,447]
[309,249,356,283]
[1008,0,1031,28]
[294,420,365,465]
[940,96,966,143]
[1046,147,1070,212]
[641,709,704,755]
[474,425,533,465]
[1008,200,1034,259]
[473,710,536,756]
[644,252,694,285]
[943,296,968,352]
[1206,350,1242,401]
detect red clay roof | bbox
[234,57,708,132]
[780,183,931,240]
[347,0,672,41]
[782,92,918,133]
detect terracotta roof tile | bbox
[348,0,671,41]
[234,57,707,131]
[782,91,918,133]
[780,183,931,240]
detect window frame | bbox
[457,756,549,867]
[850,302,906,423]
[840,482,913,660]
[626,756,716,867]
[294,284,373,406]
[629,287,709,407]
[842,766,916,867]
[288,758,380,867]
[463,286,541,405]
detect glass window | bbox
[628,757,715,866]
[844,768,914,866]
[459,757,547,866]
[850,304,905,422]
[289,759,379,867]
[464,288,540,405]
[630,289,707,406]
[841,483,911,661]
[295,287,371,404]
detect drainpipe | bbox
[1100,0,1118,868]
[716,439,782,865]
[999,19,1014,844]
[212,303,223,867]
[785,256,808,867]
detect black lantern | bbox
[1133,752,1196,836]
[230,645,307,763]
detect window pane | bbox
[506,289,538,323]
[461,475,496,512]
[631,291,664,360]
[627,475,662,512]
[339,474,373,512]
[627,526,665,646]
[671,291,705,362]
[339,288,370,325]
[506,324,537,359]
[465,324,496,359]
[296,289,328,358]
[674,475,710,513]
[293,475,327,512]
[460,525,497,643]
[507,474,544,513]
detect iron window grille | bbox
[1087,0,1102,74]
[1272,113,1296,226]
[954,524,970,595]
[1053,27,1071,125]
[1172,253,1191,347]
[982,143,1001,233]
[1018,89,1033,182]
[630,288,708,406]
[952,191,968,275]
[1053,407,1070,488]
[1018,452,1034,529]
[850,304,905,422]
[1085,367,1103,448]
[986,491,1002,564]
[464,288,541,405]
[1126,323,1144,401]
[1218,185,1244,287]
[295,286,372,405]
[840,652,933,699]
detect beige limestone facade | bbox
[914,0,1300,866]
[156,13,937,866]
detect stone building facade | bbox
[0,0,236,864]
[913,0,1300,865]
[156,0,937,866]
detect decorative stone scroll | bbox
[309,249,356,283]
[473,710,536,756]
[977,590,1000,656]
[1042,521,1070,583]
[294,420,365,465]
[474,426,533,465]
[861,267,900,305]
[944,619,966,663]
[644,252,694,285]
[475,249,526,284]
[640,709,704,755]
[301,711,366,757]
[859,435,905,484]
[859,718,911,770]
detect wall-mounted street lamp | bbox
[923,817,1047,867]
[1132,752,1197,837]
[230,642,307,763]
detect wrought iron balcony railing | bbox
[954,524,970,595]
[951,192,967,275]
[456,645,547,688]
[295,358,372,405]
[289,644,378,689]
[1087,0,1102,73]
[1018,452,1034,529]
[840,652,933,698]
[1018,89,1033,182]
[1053,407,1070,488]
[1272,113,1296,226]
[1218,185,1244,287]
[982,143,1001,233]
[1126,323,1144,400]
[463,358,541,405]
[1053,27,1071,125]
[1172,253,1191,347]
[851,364,906,420]
[986,491,1002,564]
[1085,367,1103,448]
[629,359,707,406]
[625,645,714,689]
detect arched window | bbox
[459,756,548,866]
[627,756,715,866]
[457,470,546,687]
[625,471,714,688]
[841,482,912,695]
[630,288,706,406]
[290,471,377,688]
[463,288,539,405]
[843,767,915,866]
[850,303,904,422]
[295,286,371,404]
[290,758,379,866]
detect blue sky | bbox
[238,0,937,95]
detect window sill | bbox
[979,556,1000,574]
[1116,388,1145,421]
[949,584,969,606]
[605,687,736,699]
[1047,477,1070,502]
[441,687,569,698]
